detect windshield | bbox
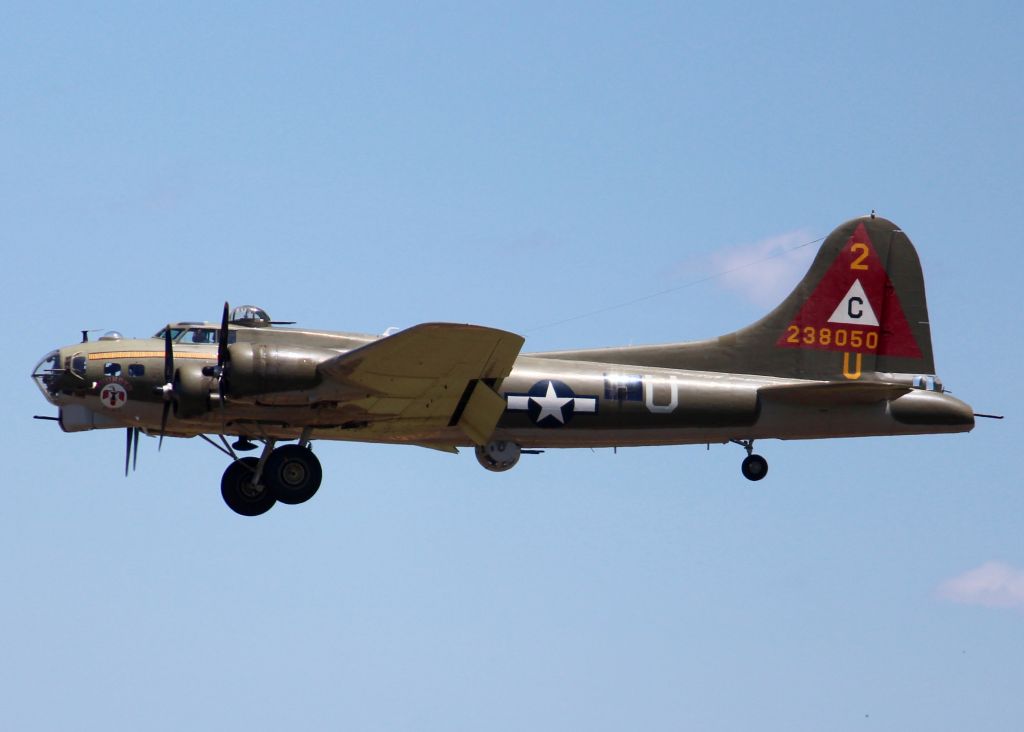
[153,327,185,340]
[153,327,235,344]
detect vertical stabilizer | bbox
[539,215,937,380]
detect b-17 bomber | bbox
[33,215,980,516]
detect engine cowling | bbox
[172,364,213,418]
[224,343,326,396]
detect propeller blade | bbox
[132,427,140,472]
[217,302,231,408]
[159,401,170,451]
[218,302,230,369]
[124,427,132,477]
[164,324,174,385]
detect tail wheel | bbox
[221,457,277,516]
[741,454,768,481]
[265,444,323,505]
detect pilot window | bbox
[181,329,209,344]
[128,364,145,377]
[180,328,229,344]
[104,362,122,377]
[154,327,236,344]
[154,327,184,340]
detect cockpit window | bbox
[152,327,235,344]
[180,328,217,344]
[71,355,87,376]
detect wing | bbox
[317,323,524,446]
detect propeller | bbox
[157,304,233,448]
[203,302,232,409]
[127,306,234,474]
[147,303,236,458]
[157,324,174,450]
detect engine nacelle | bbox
[173,364,214,418]
[225,343,326,397]
[475,440,522,472]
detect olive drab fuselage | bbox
[32,216,977,515]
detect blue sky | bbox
[4,3,1022,730]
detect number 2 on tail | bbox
[850,242,870,270]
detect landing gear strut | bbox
[218,440,324,515]
[732,439,768,482]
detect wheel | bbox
[475,441,522,472]
[741,454,768,481]
[264,444,323,505]
[221,457,277,516]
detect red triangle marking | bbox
[776,223,922,357]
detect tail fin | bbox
[543,215,937,380]
[760,215,934,379]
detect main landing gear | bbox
[732,439,768,482]
[219,440,323,516]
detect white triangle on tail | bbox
[828,279,879,326]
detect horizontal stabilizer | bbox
[759,381,911,406]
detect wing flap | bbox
[453,380,507,445]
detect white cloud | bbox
[937,561,1024,610]
[709,229,818,308]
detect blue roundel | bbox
[526,380,578,428]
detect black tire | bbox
[741,454,769,481]
[221,457,277,516]
[264,445,323,505]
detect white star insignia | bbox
[531,381,573,423]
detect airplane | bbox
[32,214,982,516]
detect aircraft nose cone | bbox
[32,348,63,403]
